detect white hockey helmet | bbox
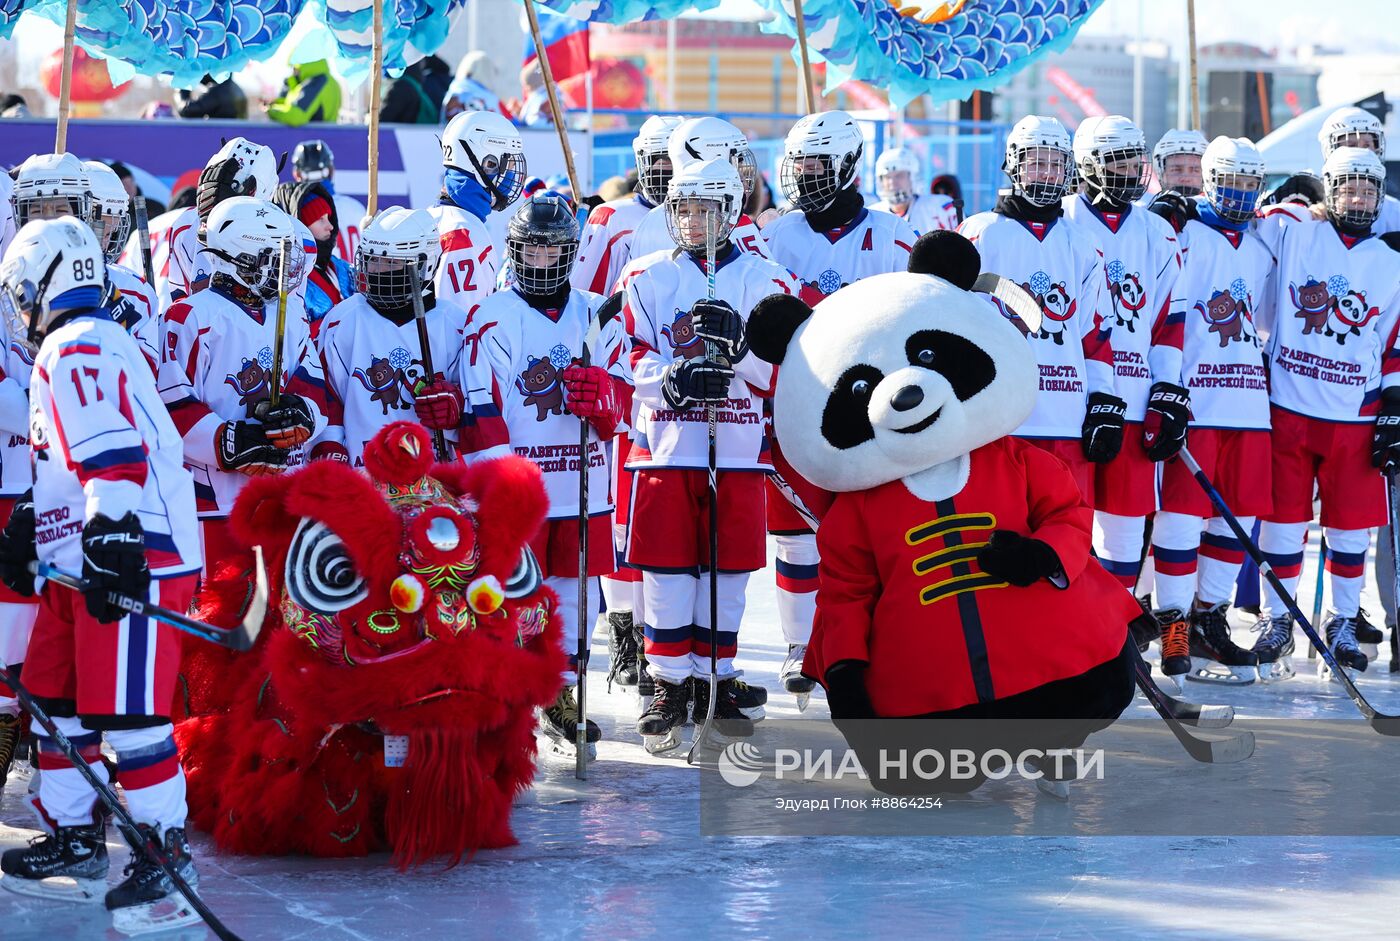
[1003,115,1072,207]
[441,110,527,211]
[669,116,758,201]
[1073,115,1149,204]
[1322,145,1386,229]
[633,114,683,206]
[354,207,441,308]
[203,197,299,300]
[779,110,864,214]
[875,147,921,206]
[209,137,280,200]
[11,152,93,230]
[82,161,132,265]
[1152,128,1208,183]
[666,158,744,253]
[0,217,107,349]
[1318,106,1385,159]
[1201,136,1266,224]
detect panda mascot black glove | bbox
[822,660,876,722]
[976,530,1066,587]
[1142,382,1190,461]
[689,300,748,363]
[1081,391,1126,463]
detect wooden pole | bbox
[54,0,78,153]
[523,0,584,203]
[792,0,817,115]
[366,0,384,217]
[1186,0,1200,131]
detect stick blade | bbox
[1189,729,1255,764]
[233,545,269,653]
[972,272,1043,335]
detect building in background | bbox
[1198,42,1319,140]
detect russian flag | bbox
[521,8,591,94]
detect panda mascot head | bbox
[747,230,1040,493]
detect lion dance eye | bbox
[285,520,369,614]
[503,547,543,599]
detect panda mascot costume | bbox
[747,231,1140,795]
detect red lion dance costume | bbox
[174,422,565,867]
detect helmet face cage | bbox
[226,246,285,300]
[354,244,434,308]
[508,236,578,296]
[734,148,758,200]
[1204,169,1263,223]
[1084,145,1149,203]
[878,168,914,205]
[779,150,858,214]
[666,195,736,253]
[1325,171,1384,228]
[1009,145,1070,207]
[14,191,91,230]
[468,146,527,210]
[1327,127,1384,159]
[638,151,673,206]
[0,271,43,352]
[92,206,131,265]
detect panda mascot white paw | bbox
[747,231,1142,796]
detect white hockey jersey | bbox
[1261,219,1400,424]
[763,206,916,305]
[1167,218,1274,431]
[0,321,34,499]
[428,203,501,315]
[570,194,655,295]
[317,293,471,466]
[623,245,796,471]
[119,206,190,309]
[30,311,200,578]
[958,210,1115,440]
[156,286,328,518]
[107,262,160,374]
[1062,196,1182,421]
[873,193,959,236]
[465,288,629,517]
[0,172,14,260]
[621,207,772,287]
[332,192,367,264]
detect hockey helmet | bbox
[203,197,300,300]
[440,111,527,211]
[293,139,335,183]
[82,161,132,265]
[779,110,864,214]
[11,152,93,230]
[1003,116,1072,207]
[354,207,441,308]
[1322,146,1386,229]
[876,147,920,206]
[0,217,108,349]
[666,159,744,253]
[1201,136,1265,224]
[1074,115,1149,205]
[507,193,580,297]
[633,115,684,206]
[669,116,758,201]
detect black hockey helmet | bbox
[507,193,579,296]
[293,139,335,182]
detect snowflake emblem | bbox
[1105,260,1126,284]
[1229,278,1249,301]
[818,269,843,295]
[1029,271,1052,297]
[549,343,574,370]
[389,347,412,370]
[256,346,272,369]
[1327,275,1350,297]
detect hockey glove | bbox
[976,529,1066,588]
[1372,388,1400,473]
[412,375,465,430]
[1142,382,1191,462]
[823,660,876,722]
[0,489,37,598]
[690,300,748,364]
[252,394,316,449]
[310,441,350,463]
[1147,191,1194,232]
[1081,392,1127,464]
[562,365,625,437]
[217,421,289,476]
[81,512,149,623]
[661,358,734,410]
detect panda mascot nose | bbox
[890,385,925,412]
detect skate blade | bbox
[536,735,598,764]
[1185,657,1257,685]
[1257,657,1296,683]
[1360,642,1380,661]
[1034,777,1070,801]
[1155,672,1187,696]
[1317,660,1363,684]
[111,894,202,936]
[794,692,811,713]
[739,705,766,723]
[642,730,681,755]
[1,873,105,903]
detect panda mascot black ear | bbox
[907,230,981,291]
[747,294,813,365]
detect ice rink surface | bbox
[5,529,1400,940]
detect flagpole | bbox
[54,0,78,153]
[793,0,816,115]
[524,0,585,204]
[1186,0,1200,131]
[367,0,384,217]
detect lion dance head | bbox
[175,422,565,868]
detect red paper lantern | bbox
[41,46,130,104]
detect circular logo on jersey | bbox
[717,742,765,788]
[1029,270,1052,297]
[256,346,273,369]
[389,347,413,371]
[818,269,843,295]
[1229,278,1249,301]
[1105,259,1126,284]
[549,343,573,370]
[1327,275,1351,298]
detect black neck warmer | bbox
[805,186,866,233]
[994,192,1064,222]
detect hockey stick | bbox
[688,215,722,765]
[29,547,268,653]
[1180,447,1400,735]
[1308,531,1326,660]
[1129,643,1253,762]
[972,272,1043,335]
[0,664,246,941]
[768,468,819,532]
[266,238,291,410]
[132,196,157,290]
[1388,473,1400,673]
[408,265,450,463]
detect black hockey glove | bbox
[661,358,734,410]
[823,660,876,722]
[0,488,37,598]
[1142,382,1191,462]
[81,512,149,623]
[1372,388,1400,473]
[976,529,1065,588]
[252,393,316,449]
[1148,191,1195,233]
[217,421,290,476]
[690,300,748,364]
[1081,392,1127,464]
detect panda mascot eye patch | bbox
[904,330,997,402]
[821,364,885,449]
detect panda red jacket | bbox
[807,435,1139,716]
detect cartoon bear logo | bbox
[352,356,408,415]
[660,309,707,360]
[1195,283,1257,348]
[1020,272,1077,346]
[1326,289,1380,344]
[1289,277,1333,335]
[516,356,565,421]
[225,357,269,408]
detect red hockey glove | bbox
[310,441,350,464]
[413,375,465,430]
[562,365,625,437]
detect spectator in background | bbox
[0,94,29,118]
[598,174,631,203]
[380,56,451,124]
[442,52,511,121]
[745,174,775,218]
[266,59,341,126]
[930,173,964,223]
[176,75,248,119]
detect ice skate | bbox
[635,626,654,709]
[1154,608,1191,693]
[692,677,755,743]
[605,611,640,691]
[0,820,108,903]
[1186,601,1258,684]
[537,686,600,763]
[1023,754,1069,801]
[728,675,767,722]
[1251,614,1296,682]
[0,712,21,789]
[1354,608,1383,661]
[106,824,201,935]
[638,677,690,755]
[781,644,815,711]
[1318,613,1368,683]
